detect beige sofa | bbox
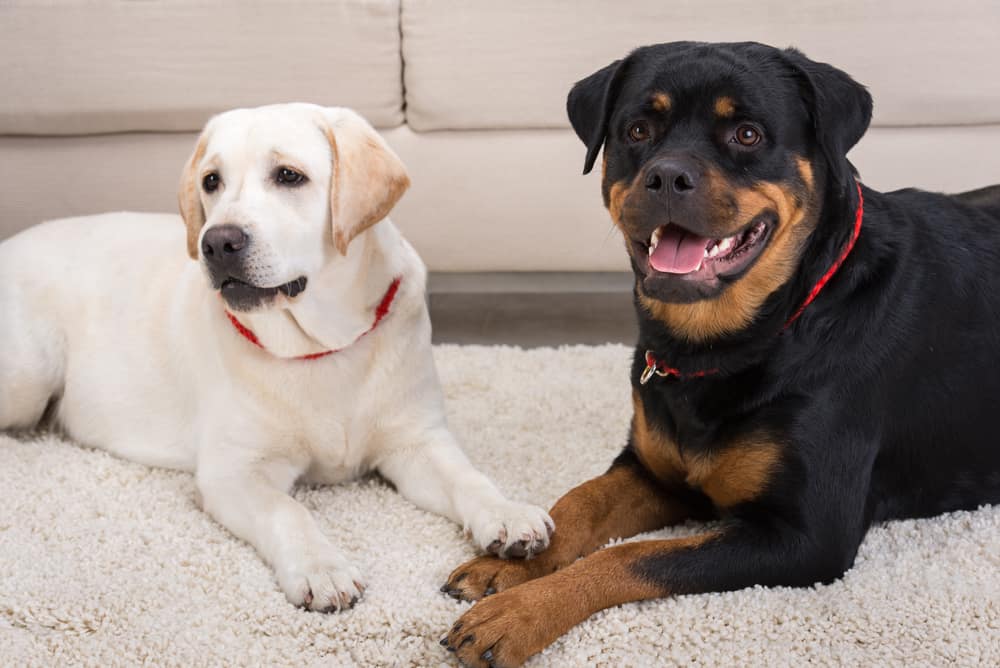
[3,0,1000,274]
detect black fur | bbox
[571,41,1000,593]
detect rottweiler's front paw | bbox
[441,582,565,668]
[441,553,544,602]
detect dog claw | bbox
[505,540,529,558]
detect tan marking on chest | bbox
[685,440,782,507]
[632,391,782,507]
[632,391,685,482]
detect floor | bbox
[427,272,637,346]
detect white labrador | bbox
[0,103,552,612]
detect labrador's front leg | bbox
[377,427,554,559]
[196,449,365,612]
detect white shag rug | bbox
[1,344,998,667]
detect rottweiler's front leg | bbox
[441,451,702,601]
[443,521,853,668]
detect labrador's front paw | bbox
[466,501,554,559]
[277,553,366,612]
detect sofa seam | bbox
[398,0,408,127]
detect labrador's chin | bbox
[220,276,307,312]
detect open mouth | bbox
[219,276,308,310]
[634,216,773,282]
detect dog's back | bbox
[863,185,1000,522]
[952,183,1000,213]
[0,213,204,464]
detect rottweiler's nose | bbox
[645,159,698,195]
[201,225,249,270]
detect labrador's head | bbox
[178,104,409,312]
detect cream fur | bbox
[0,104,551,612]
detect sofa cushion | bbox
[3,125,1000,269]
[387,125,1000,270]
[0,0,404,135]
[401,0,1000,131]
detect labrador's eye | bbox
[275,167,307,186]
[202,172,221,193]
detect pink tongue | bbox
[649,226,709,274]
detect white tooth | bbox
[650,227,663,250]
[648,244,654,256]
[718,236,736,254]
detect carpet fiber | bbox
[2,344,998,666]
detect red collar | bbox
[226,276,402,361]
[641,182,864,384]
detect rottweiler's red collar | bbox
[642,182,864,384]
[225,276,402,361]
[640,350,720,384]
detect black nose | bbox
[201,224,249,270]
[644,159,698,195]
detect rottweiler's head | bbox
[568,42,872,341]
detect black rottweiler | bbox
[441,41,1000,667]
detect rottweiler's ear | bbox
[782,48,873,194]
[320,108,410,256]
[567,58,627,175]
[177,126,211,260]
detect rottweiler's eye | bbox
[732,125,762,147]
[627,121,651,143]
[275,167,307,186]
[202,172,220,193]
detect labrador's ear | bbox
[177,127,211,260]
[321,109,410,255]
